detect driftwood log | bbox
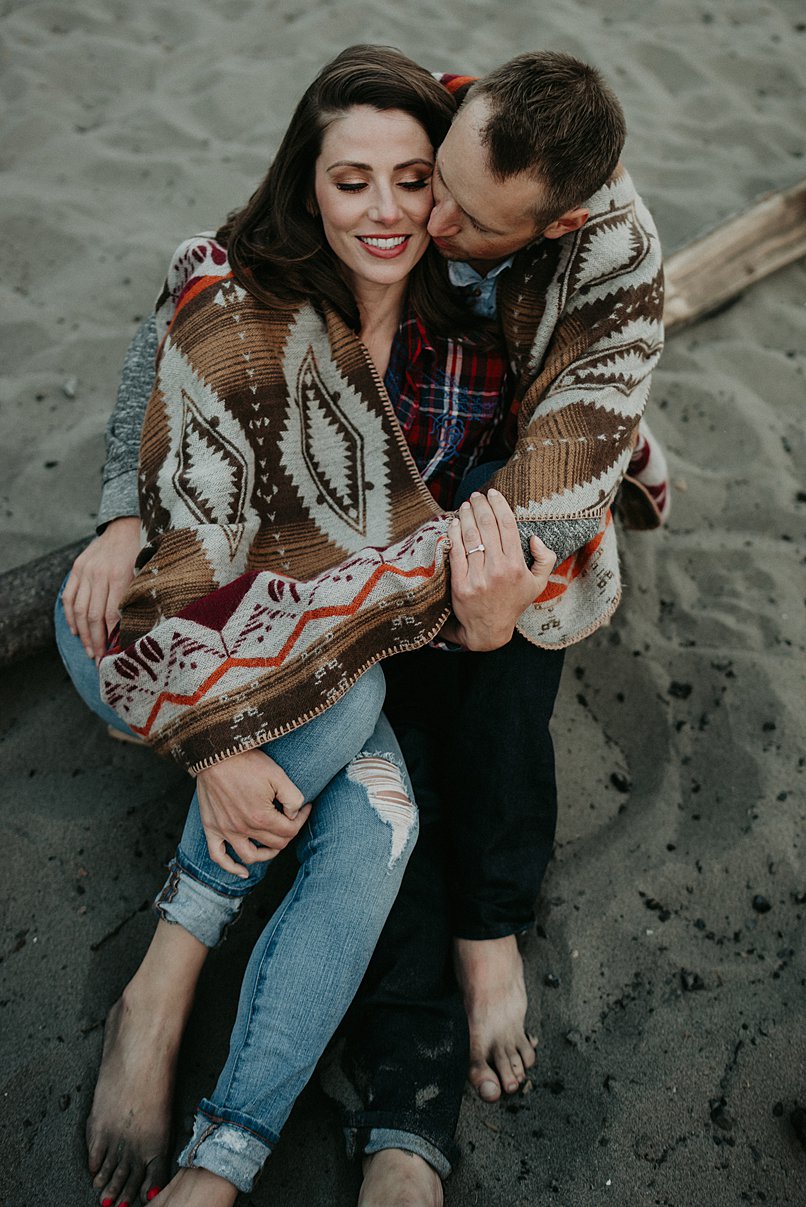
[663,178,806,332]
[0,538,91,665]
[1,179,805,667]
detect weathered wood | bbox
[2,179,805,667]
[664,178,806,331]
[0,538,91,665]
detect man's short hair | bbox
[469,51,626,225]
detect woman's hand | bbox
[62,516,142,661]
[443,489,556,650]
[195,748,312,878]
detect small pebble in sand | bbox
[681,969,705,992]
[544,973,561,989]
[62,376,78,398]
[752,894,772,913]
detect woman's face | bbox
[313,105,435,295]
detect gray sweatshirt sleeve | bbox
[96,312,159,531]
[518,516,601,566]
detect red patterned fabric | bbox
[384,311,508,508]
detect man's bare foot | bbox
[358,1150,443,1207]
[453,934,537,1103]
[86,922,207,1206]
[151,1167,238,1207]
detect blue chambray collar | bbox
[447,256,515,288]
[447,256,515,319]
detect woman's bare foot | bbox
[358,1150,443,1207]
[453,935,537,1103]
[86,921,208,1207]
[151,1167,239,1207]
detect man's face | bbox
[427,98,545,269]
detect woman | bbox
[61,45,555,1207]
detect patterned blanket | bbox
[100,171,663,773]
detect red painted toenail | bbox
[101,1199,113,1206]
[147,1191,162,1202]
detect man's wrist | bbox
[457,620,516,652]
[97,515,140,539]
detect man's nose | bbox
[427,199,461,238]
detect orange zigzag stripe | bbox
[534,514,610,603]
[129,553,444,738]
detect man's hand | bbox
[62,516,142,661]
[195,748,312,877]
[443,489,556,651]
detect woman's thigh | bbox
[173,664,390,895]
[56,567,386,779]
[54,582,133,733]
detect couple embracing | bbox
[57,41,665,1207]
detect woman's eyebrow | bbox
[326,157,434,172]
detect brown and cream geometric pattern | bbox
[102,183,664,771]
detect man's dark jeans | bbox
[337,633,565,1171]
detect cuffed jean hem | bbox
[344,1116,457,1179]
[154,859,243,950]
[178,1103,276,1194]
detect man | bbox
[62,51,664,1206]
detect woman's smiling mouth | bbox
[356,234,411,257]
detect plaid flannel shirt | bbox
[384,307,509,509]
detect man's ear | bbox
[542,207,589,240]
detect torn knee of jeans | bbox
[346,752,416,869]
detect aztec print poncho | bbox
[100,167,664,772]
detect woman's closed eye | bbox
[335,176,432,193]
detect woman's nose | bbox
[368,186,403,225]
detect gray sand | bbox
[1,0,805,1203]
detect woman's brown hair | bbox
[217,45,474,336]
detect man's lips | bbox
[356,234,412,258]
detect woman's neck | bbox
[352,278,408,380]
